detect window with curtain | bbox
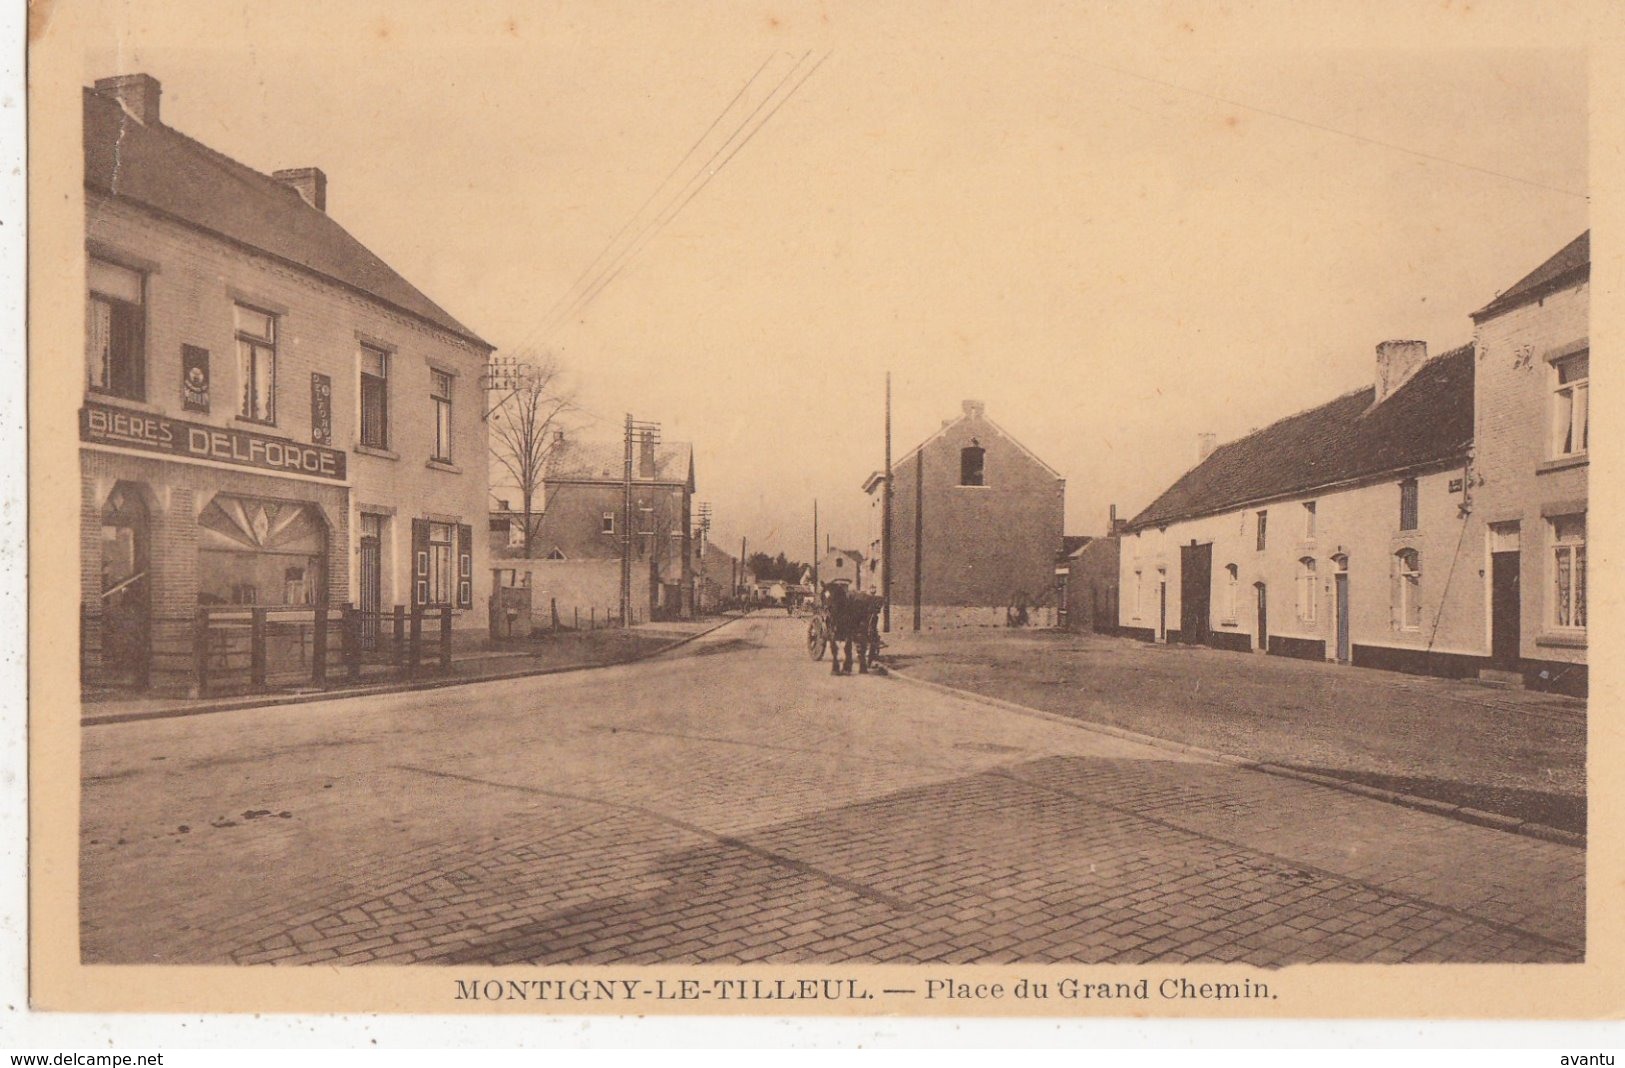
[1552,352,1589,457]
[87,259,145,400]
[234,304,277,423]
[1551,514,1586,629]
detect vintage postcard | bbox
[27,0,1624,1021]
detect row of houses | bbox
[1116,232,1588,696]
[851,232,1587,697]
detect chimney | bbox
[962,399,986,420]
[1197,432,1217,463]
[638,430,656,479]
[273,167,328,212]
[93,73,162,125]
[1374,340,1427,405]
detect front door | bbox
[1180,542,1212,644]
[1255,582,1268,653]
[1334,570,1350,663]
[1491,551,1521,668]
[99,484,151,688]
[359,532,381,650]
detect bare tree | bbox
[487,356,577,558]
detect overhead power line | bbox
[1073,55,1587,200]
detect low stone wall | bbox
[912,604,1057,630]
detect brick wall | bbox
[84,191,492,690]
[886,407,1064,622]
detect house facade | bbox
[870,400,1065,628]
[1119,342,1485,677]
[1468,232,1588,695]
[818,547,864,589]
[1057,528,1121,634]
[513,431,696,619]
[82,75,493,694]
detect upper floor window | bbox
[960,444,985,486]
[1398,478,1419,532]
[234,304,277,424]
[1303,500,1317,539]
[430,370,454,462]
[1552,352,1589,457]
[1255,510,1268,551]
[87,259,145,400]
[1394,548,1421,631]
[1297,557,1318,622]
[601,512,616,535]
[360,344,390,449]
[1551,514,1586,630]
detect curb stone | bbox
[82,613,750,728]
[886,666,1585,850]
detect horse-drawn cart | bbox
[806,605,830,660]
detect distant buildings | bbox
[81,74,494,693]
[869,400,1065,628]
[818,547,864,590]
[1116,231,1587,696]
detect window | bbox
[1552,352,1589,457]
[87,258,145,399]
[601,513,616,535]
[234,304,277,423]
[431,370,454,462]
[1223,564,1239,621]
[1303,501,1317,539]
[1297,558,1317,622]
[960,444,985,486]
[1551,514,1586,629]
[360,344,389,448]
[1394,549,1421,631]
[1399,479,1418,532]
[1133,570,1143,617]
[1256,511,1268,551]
[426,522,454,605]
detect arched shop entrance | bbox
[98,482,151,688]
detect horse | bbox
[823,583,882,676]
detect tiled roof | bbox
[1059,535,1093,560]
[84,88,490,349]
[1472,231,1589,321]
[1127,344,1474,531]
[544,438,694,485]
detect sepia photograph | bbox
[25,0,1622,1024]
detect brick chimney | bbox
[638,430,657,479]
[1374,340,1427,405]
[962,400,986,419]
[1197,432,1217,463]
[93,73,162,125]
[273,167,328,212]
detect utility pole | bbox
[913,447,923,631]
[620,414,661,627]
[882,371,893,632]
[812,499,819,590]
[739,536,747,599]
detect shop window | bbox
[234,304,278,424]
[1551,514,1586,630]
[198,496,326,606]
[360,344,390,448]
[1551,352,1589,457]
[431,370,454,462]
[87,258,145,400]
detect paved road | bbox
[81,614,1583,966]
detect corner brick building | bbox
[81,74,494,693]
[870,400,1065,628]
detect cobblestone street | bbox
[80,614,1584,966]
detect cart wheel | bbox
[807,619,827,661]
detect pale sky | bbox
[81,1,1589,561]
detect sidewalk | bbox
[81,613,747,727]
[882,627,1586,835]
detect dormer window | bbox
[960,443,985,486]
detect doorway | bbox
[1332,555,1350,664]
[1157,578,1167,642]
[99,483,151,688]
[359,514,384,650]
[1490,523,1521,669]
[1254,582,1268,653]
[1180,542,1212,644]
